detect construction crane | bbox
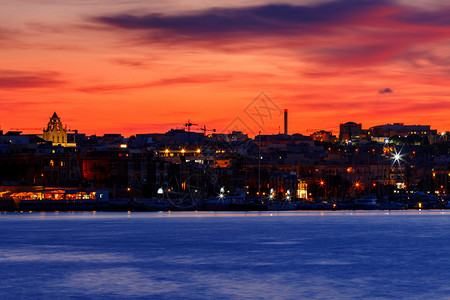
[10,128,42,132]
[198,125,216,135]
[184,119,198,133]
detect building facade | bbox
[43,112,67,146]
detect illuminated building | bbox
[43,112,67,146]
[370,123,436,143]
[310,130,337,143]
[338,122,372,143]
[297,180,308,199]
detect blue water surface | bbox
[0,211,450,299]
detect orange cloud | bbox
[2,0,450,136]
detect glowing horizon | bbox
[2,0,450,136]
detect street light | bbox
[285,189,291,201]
[319,179,326,198]
[391,148,404,165]
[390,148,406,194]
[392,152,401,164]
[218,186,226,201]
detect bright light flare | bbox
[391,149,404,164]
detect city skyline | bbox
[2,109,443,139]
[2,0,450,135]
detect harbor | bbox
[2,113,450,215]
[1,185,448,212]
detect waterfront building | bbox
[0,142,80,186]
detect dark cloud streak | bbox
[92,1,450,69]
[379,88,393,94]
[0,70,65,89]
[94,1,391,38]
[78,74,231,93]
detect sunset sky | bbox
[2,0,450,136]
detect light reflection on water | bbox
[2,210,450,219]
[1,211,450,299]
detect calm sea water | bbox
[1,211,450,299]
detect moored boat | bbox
[354,197,379,210]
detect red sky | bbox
[2,0,450,136]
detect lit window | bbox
[50,160,54,167]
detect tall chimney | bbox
[284,109,288,135]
